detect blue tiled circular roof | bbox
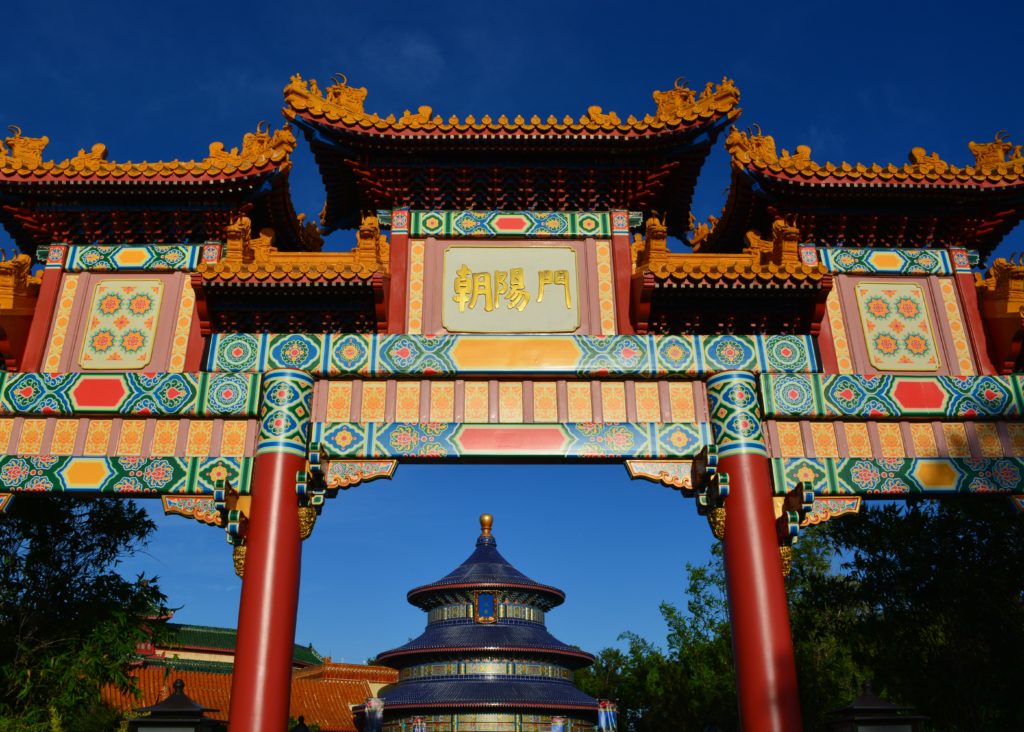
[380,678,598,711]
[407,533,565,609]
[376,622,594,668]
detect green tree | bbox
[582,498,1024,731]
[820,498,1024,731]
[0,495,166,731]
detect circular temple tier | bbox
[355,515,599,732]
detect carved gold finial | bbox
[708,506,726,540]
[479,513,493,536]
[779,546,793,576]
[298,506,317,540]
[233,544,246,578]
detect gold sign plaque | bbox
[442,246,580,333]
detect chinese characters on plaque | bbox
[442,246,580,333]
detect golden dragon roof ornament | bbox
[284,73,740,133]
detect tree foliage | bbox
[578,498,1024,731]
[0,495,166,731]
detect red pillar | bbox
[21,244,68,372]
[705,371,802,731]
[229,369,314,731]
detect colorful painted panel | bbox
[0,372,262,417]
[322,460,397,488]
[818,248,954,275]
[761,374,1023,419]
[625,460,693,489]
[773,457,1024,496]
[64,244,218,271]
[44,274,80,371]
[0,455,251,494]
[80,279,164,369]
[855,281,940,371]
[162,496,220,525]
[409,211,610,239]
[207,333,817,377]
[313,422,711,460]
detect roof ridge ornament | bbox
[479,513,493,536]
[970,131,1023,172]
[203,122,296,168]
[0,126,49,170]
[653,76,739,124]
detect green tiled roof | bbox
[162,623,324,666]
[144,656,235,675]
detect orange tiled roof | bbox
[284,73,740,137]
[634,215,826,285]
[726,126,1024,187]
[103,662,398,732]
[197,214,388,283]
[0,123,295,182]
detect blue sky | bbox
[4,1,1024,663]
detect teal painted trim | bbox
[0,372,262,417]
[705,371,768,458]
[817,247,956,275]
[256,369,315,457]
[408,210,611,238]
[207,333,817,377]
[773,457,1024,496]
[760,373,1024,419]
[64,244,220,271]
[0,455,251,495]
[313,422,707,460]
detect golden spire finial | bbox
[479,513,493,536]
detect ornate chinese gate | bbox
[2,75,1024,732]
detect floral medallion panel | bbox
[79,279,164,370]
[855,281,939,372]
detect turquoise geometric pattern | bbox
[772,457,1024,496]
[64,244,219,271]
[409,210,610,238]
[207,334,817,377]
[760,374,1024,419]
[312,422,711,460]
[256,369,314,457]
[705,371,768,458]
[0,455,251,494]
[818,247,956,275]
[0,372,261,417]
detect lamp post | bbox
[128,679,222,731]
[823,682,928,731]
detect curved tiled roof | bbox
[375,622,594,669]
[407,533,565,609]
[380,678,598,711]
[284,74,740,139]
[0,124,294,182]
[725,126,1024,187]
[103,662,397,732]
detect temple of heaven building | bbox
[355,514,600,731]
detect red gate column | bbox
[705,371,802,731]
[229,368,314,731]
